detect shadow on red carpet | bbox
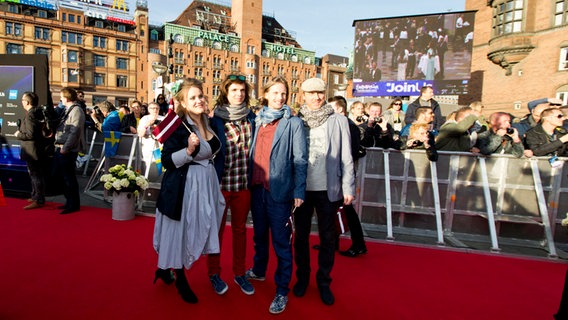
[0,198,565,320]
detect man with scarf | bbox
[292,78,355,306]
[244,76,307,314]
[209,74,256,296]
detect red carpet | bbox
[0,197,566,320]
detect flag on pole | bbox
[103,131,122,157]
[152,147,163,175]
[152,109,182,144]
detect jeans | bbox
[250,186,293,296]
[207,189,250,277]
[293,191,341,288]
[54,150,79,209]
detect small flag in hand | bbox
[152,109,181,144]
[152,147,163,175]
[103,131,121,157]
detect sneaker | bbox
[234,275,255,295]
[245,268,266,281]
[209,274,228,295]
[269,294,288,314]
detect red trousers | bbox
[207,189,251,277]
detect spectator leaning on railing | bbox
[525,108,568,157]
[477,112,524,158]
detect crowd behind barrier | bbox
[356,147,568,258]
[79,128,568,258]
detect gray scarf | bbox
[214,103,250,121]
[298,104,335,128]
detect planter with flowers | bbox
[100,164,149,220]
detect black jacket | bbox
[155,120,194,221]
[16,106,46,161]
[525,124,568,157]
[404,98,444,131]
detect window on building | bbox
[174,34,183,43]
[175,65,183,74]
[6,22,23,36]
[6,43,23,54]
[116,40,129,51]
[247,45,255,54]
[194,68,203,77]
[8,4,18,13]
[35,47,50,57]
[38,10,47,18]
[213,41,222,50]
[304,57,311,64]
[61,31,83,45]
[213,55,222,68]
[213,85,220,97]
[68,14,75,23]
[194,38,204,46]
[555,0,568,26]
[262,49,270,58]
[34,27,50,40]
[175,51,184,64]
[94,73,105,86]
[62,13,66,21]
[117,75,128,87]
[560,47,568,70]
[68,69,79,83]
[492,0,524,36]
[67,50,78,63]
[230,44,239,52]
[95,21,104,28]
[247,74,256,84]
[246,60,256,69]
[94,54,106,67]
[149,48,161,54]
[118,24,126,32]
[277,52,284,60]
[77,16,81,24]
[150,30,159,41]
[116,58,128,70]
[93,36,107,48]
[291,55,298,62]
[213,69,221,80]
[333,74,340,84]
[291,93,296,105]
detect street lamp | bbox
[152,63,168,99]
[168,34,174,83]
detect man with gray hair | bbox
[293,78,355,306]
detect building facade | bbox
[148,0,318,106]
[465,0,568,116]
[0,0,144,107]
[0,0,341,107]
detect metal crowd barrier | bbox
[356,148,568,258]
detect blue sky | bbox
[146,0,465,57]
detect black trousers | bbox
[343,204,366,249]
[294,191,341,288]
[26,159,45,204]
[54,150,80,210]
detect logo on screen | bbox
[9,90,18,100]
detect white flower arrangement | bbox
[562,213,568,227]
[100,164,149,195]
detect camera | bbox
[506,128,514,135]
[356,115,369,123]
[411,140,423,147]
[93,106,103,116]
[153,119,162,126]
[374,117,383,124]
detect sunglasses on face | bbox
[228,75,246,81]
[393,103,402,106]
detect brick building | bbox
[465,0,568,116]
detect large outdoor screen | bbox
[352,11,476,97]
[0,65,34,139]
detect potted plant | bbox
[100,164,149,220]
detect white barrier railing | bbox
[357,148,567,258]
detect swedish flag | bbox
[104,131,121,157]
[153,147,163,175]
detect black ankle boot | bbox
[153,268,175,285]
[174,268,198,304]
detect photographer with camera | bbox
[477,112,524,158]
[121,100,143,134]
[14,92,47,210]
[401,123,438,162]
[90,100,121,133]
[360,102,400,149]
[137,102,165,172]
